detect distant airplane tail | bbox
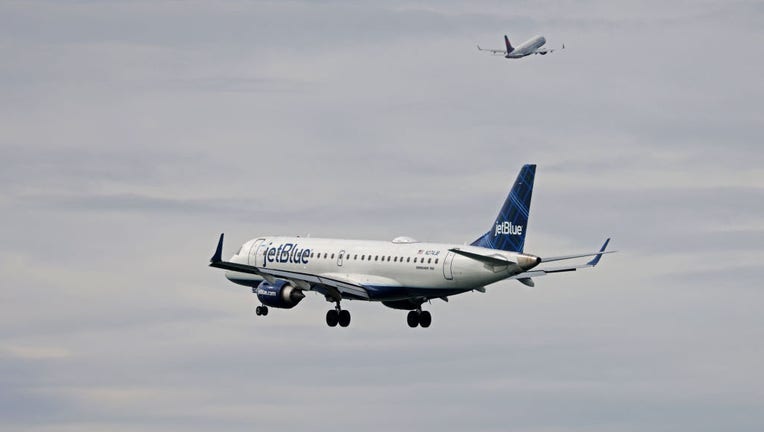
[504,35,514,53]
[471,164,535,252]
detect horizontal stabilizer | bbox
[509,238,615,282]
[540,238,614,264]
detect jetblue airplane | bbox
[477,35,563,58]
[210,165,612,328]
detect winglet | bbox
[210,233,224,263]
[586,238,610,266]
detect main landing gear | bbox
[326,303,351,328]
[407,308,432,328]
[255,305,269,316]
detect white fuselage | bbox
[225,236,529,301]
[507,35,546,58]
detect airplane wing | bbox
[510,238,614,286]
[209,234,371,301]
[477,44,506,55]
[259,267,371,300]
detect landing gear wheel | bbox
[338,310,351,327]
[419,311,431,328]
[326,309,339,327]
[261,306,268,316]
[255,306,262,316]
[407,310,420,328]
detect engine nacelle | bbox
[253,280,305,309]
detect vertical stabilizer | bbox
[471,164,535,252]
[504,35,514,53]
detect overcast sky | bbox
[1,1,763,431]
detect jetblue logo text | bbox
[263,243,311,267]
[495,221,523,236]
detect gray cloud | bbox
[1,1,763,431]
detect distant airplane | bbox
[209,164,612,328]
[478,35,563,58]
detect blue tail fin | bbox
[471,164,536,252]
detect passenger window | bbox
[375,256,378,261]
[435,258,439,264]
[428,258,432,264]
[354,254,358,260]
[331,253,335,259]
[394,257,398,262]
[324,253,328,259]
[407,257,410,262]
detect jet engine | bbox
[253,280,305,309]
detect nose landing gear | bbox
[255,305,269,316]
